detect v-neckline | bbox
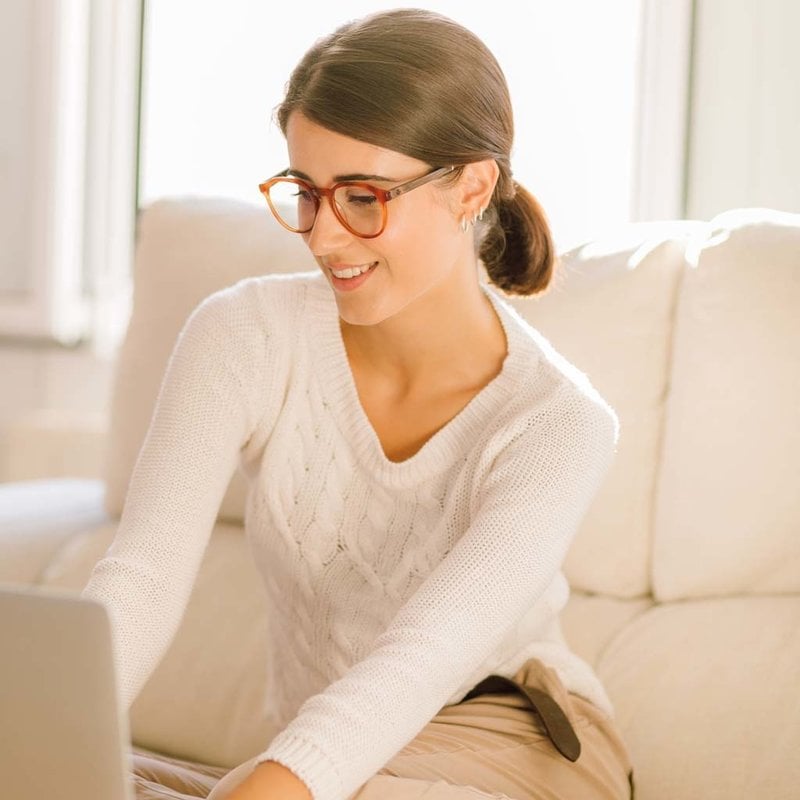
[305,272,533,489]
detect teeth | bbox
[331,263,374,279]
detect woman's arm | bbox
[81,281,278,711]
[249,385,619,800]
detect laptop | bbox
[0,582,134,800]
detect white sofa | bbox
[1,198,798,800]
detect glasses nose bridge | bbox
[306,185,352,246]
[305,184,335,220]
[312,185,342,223]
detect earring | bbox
[460,215,469,232]
[468,206,487,226]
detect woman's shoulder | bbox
[485,289,619,451]
[518,350,619,455]
[171,271,323,378]
[196,269,322,325]
[209,267,320,303]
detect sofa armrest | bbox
[0,478,110,585]
[0,409,108,483]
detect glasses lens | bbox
[266,179,317,231]
[332,184,384,236]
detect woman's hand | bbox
[220,760,313,800]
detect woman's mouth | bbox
[329,262,377,279]
[328,262,378,291]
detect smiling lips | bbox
[328,262,377,279]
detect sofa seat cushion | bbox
[560,591,653,666]
[597,595,800,800]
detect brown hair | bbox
[274,8,556,296]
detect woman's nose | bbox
[306,196,353,254]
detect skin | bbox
[289,111,506,462]
[223,113,504,800]
[219,759,312,800]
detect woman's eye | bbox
[347,194,377,205]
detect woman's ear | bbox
[457,159,499,219]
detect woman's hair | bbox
[274,8,556,296]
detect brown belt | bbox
[460,673,582,762]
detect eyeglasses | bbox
[258,165,456,239]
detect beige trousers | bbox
[132,658,634,800]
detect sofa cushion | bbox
[652,208,800,600]
[104,197,316,526]
[560,591,653,667]
[39,519,278,768]
[500,220,705,598]
[597,595,800,800]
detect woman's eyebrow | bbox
[287,168,397,183]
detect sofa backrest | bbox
[514,222,704,598]
[651,209,800,600]
[105,199,800,606]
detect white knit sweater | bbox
[82,269,620,800]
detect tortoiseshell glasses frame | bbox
[258,165,456,239]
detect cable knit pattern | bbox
[82,269,620,800]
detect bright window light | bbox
[140,1,642,251]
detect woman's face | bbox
[285,111,470,327]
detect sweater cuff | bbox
[256,734,343,800]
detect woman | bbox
[84,8,634,800]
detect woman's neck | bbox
[338,270,507,402]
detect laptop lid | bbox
[0,582,133,800]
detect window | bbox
[0,0,140,350]
[0,1,691,351]
[139,1,653,252]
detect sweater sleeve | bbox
[255,384,619,800]
[81,283,267,712]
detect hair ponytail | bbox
[478,180,557,296]
[276,8,559,296]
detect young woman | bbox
[84,8,634,800]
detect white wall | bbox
[0,1,35,295]
[139,0,643,252]
[686,0,800,219]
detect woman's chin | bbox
[335,303,386,327]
